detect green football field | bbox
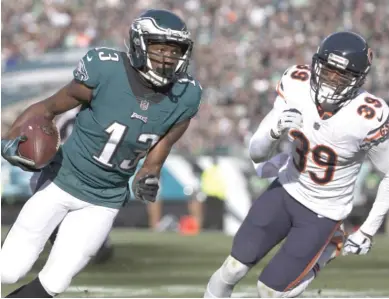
[1,228,389,298]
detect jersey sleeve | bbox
[175,81,203,123]
[249,96,287,163]
[360,104,389,151]
[275,73,288,102]
[73,49,101,88]
[275,64,311,105]
[367,134,389,175]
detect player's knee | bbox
[1,246,41,284]
[1,266,23,284]
[39,251,93,294]
[219,255,250,285]
[1,252,29,284]
[39,259,79,294]
[39,271,69,294]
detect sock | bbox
[6,277,54,298]
[204,268,235,298]
[204,256,250,298]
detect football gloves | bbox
[271,108,303,139]
[133,174,160,203]
[1,137,37,172]
[343,230,372,256]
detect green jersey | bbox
[44,48,202,208]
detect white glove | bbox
[343,230,372,256]
[271,108,303,139]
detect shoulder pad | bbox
[177,73,202,89]
[353,92,389,125]
[93,47,122,62]
[170,75,202,122]
[356,92,389,149]
[73,48,122,88]
[276,64,311,103]
[361,114,389,150]
[175,74,202,108]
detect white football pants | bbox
[1,176,118,294]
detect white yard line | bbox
[67,285,389,298]
[69,267,389,278]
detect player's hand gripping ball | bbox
[18,116,61,169]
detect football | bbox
[18,115,61,169]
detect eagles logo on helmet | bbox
[126,9,194,87]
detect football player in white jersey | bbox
[204,31,389,298]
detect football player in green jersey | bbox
[1,9,202,297]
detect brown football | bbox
[18,116,61,169]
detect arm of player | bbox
[253,152,289,178]
[359,139,389,237]
[2,49,99,170]
[3,48,102,140]
[343,139,389,256]
[249,95,303,163]
[249,106,282,164]
[1,80,92,170]
[132,119,191,203]
[3,80,92,140]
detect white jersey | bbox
[272,65,389,220]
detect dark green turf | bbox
[2,228,389,297]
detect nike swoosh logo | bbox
[86,54,92,62]
[377,112,383,122]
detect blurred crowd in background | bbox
[2,0,387,227]
[3,0,389,156]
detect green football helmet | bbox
[127,9,193,86]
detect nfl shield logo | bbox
[140,99,149,111]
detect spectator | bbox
[2,0,389,156]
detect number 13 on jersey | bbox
[93,122,159,170]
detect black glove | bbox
[133,174,160,203]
